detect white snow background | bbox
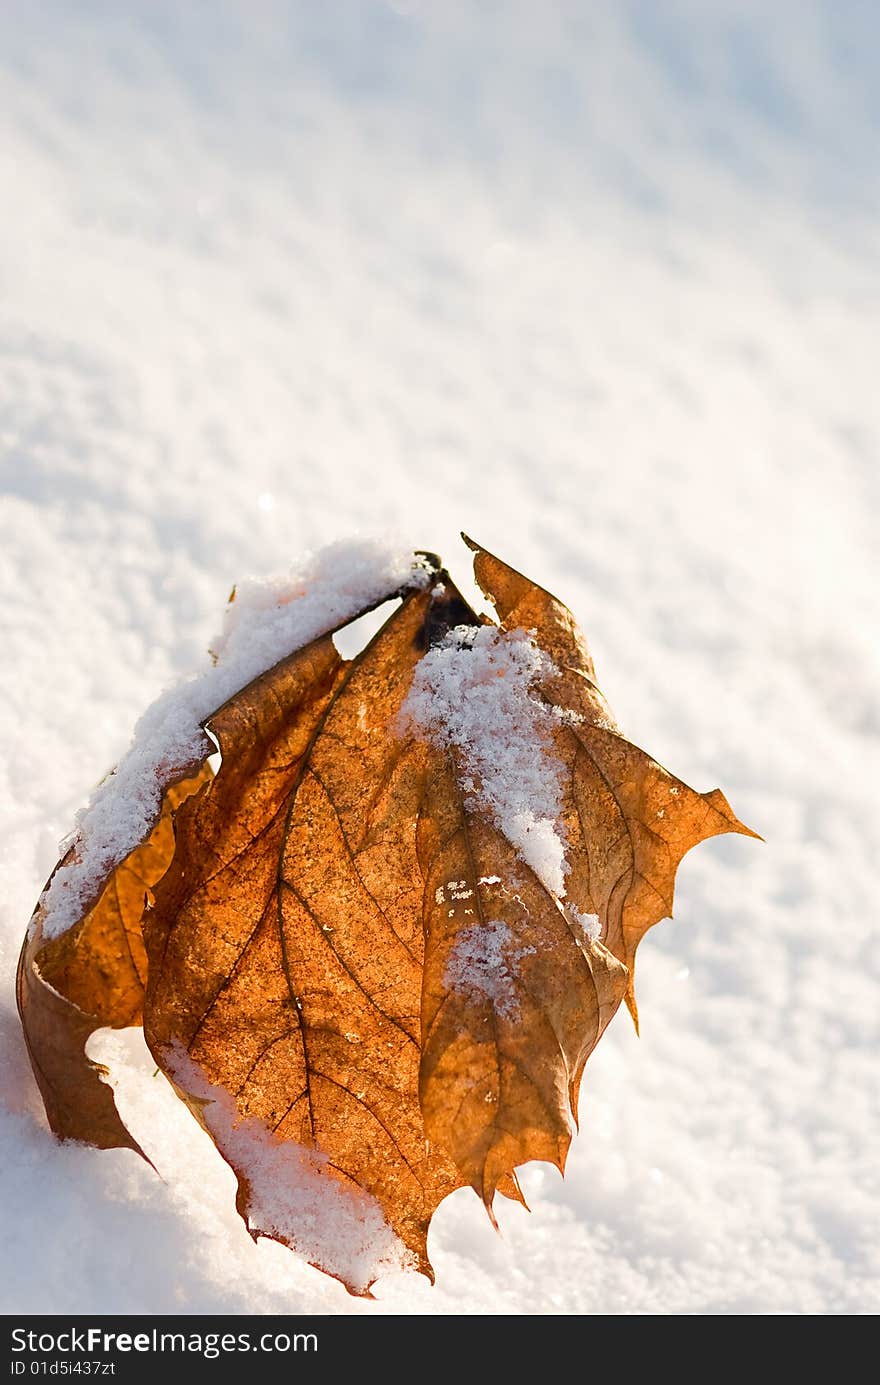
[1,0,877,1315]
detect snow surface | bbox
[39,537,427,939]
[1,0,878,1316]
[401,624,573,896]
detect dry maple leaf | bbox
[18,536,757,1294]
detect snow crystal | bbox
[444,919,535,1020]
[164,1045,410,1291]
[399,625,572,896]
[39,539,430,940]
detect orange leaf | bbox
[19,539,757,1294]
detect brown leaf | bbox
[17,766,211,1153]
[20,537,757,1295]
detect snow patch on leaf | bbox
[444,919,535,1020]
[400,625,573,896]
[39,538,430,940]
[164,1044,412,1293]
[567,906,602,943]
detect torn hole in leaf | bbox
[332,597,402,660]
[205,727,222,776]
